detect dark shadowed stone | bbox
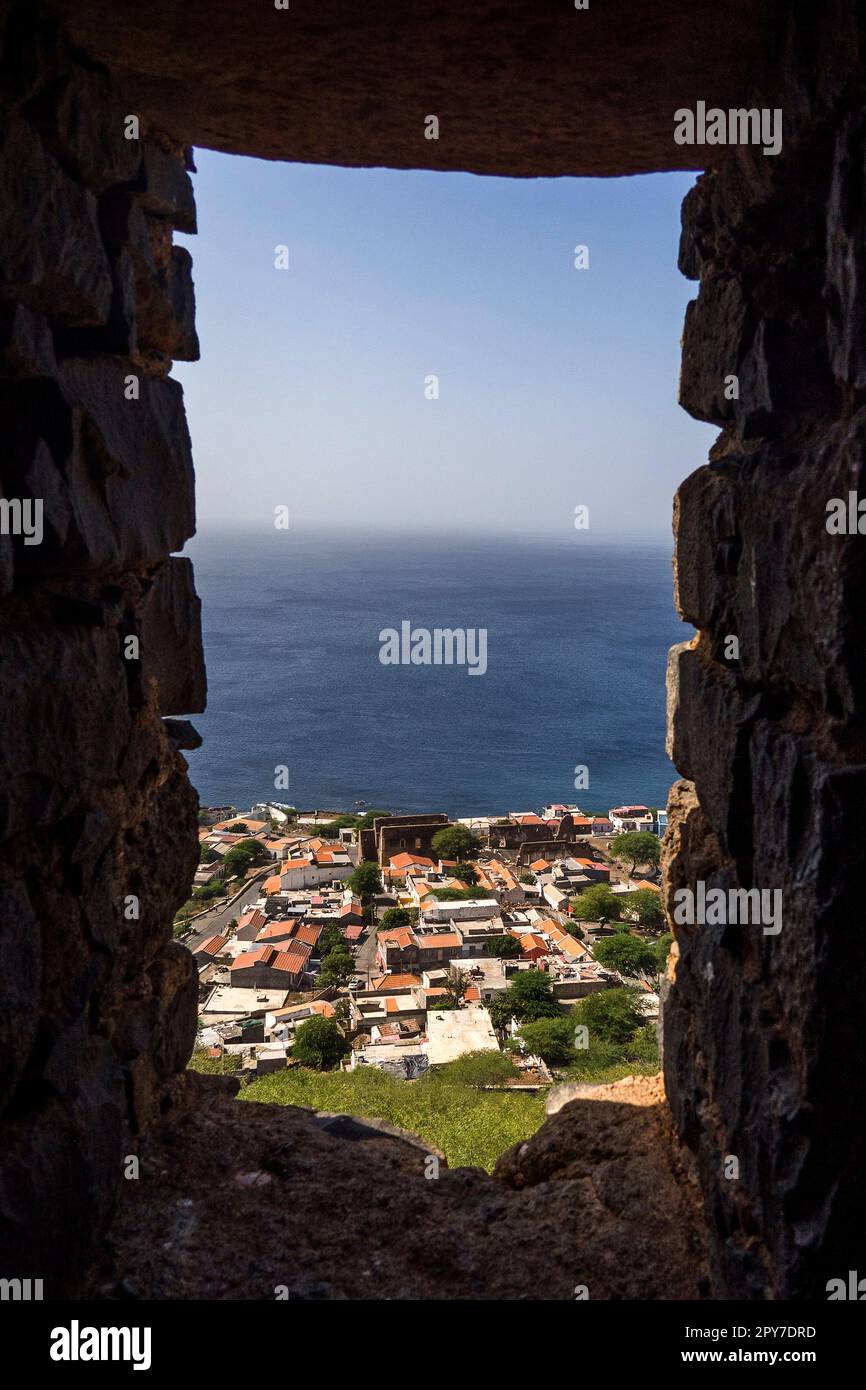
[139,138,196,232]
[0,114,113,323]
[140,557,206,715]
[678,275,750,426]
[0,301,56,377]
[312,1112,445,1162]
[826,109,866,389]
[162,719,201,749]
[27,58,143,192]
[0,1031,125,1297]
[0,882,41,1113]
[134,244,199,361]
[46,0,773,177]
[59,357,196,567]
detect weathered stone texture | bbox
[44,0,772,177]
[0,2,204,1293]
[664,0,866,1298]
[88,1074,708,1301]
[3,0,866,1306]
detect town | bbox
[180,801,671,1088]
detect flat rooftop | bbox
[423,1006,499,1066]
[201,986,291,1017]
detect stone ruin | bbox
[0,0,863,1299]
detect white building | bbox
[422,897,499,923]
[608,805,655,833]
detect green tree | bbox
[192,881,223,902]
[591,933,658,978]
[626,887,664,929]
[199,844,218,864]
[431,824,482,860]
[609,831,661,876]
[519,871,536,885]
[291,1016,349,1070]
[453,862,479,885]
[234,837,269,863]
[380,906,411,929]
[442,966,469,1005]
[332,997,351,1025]
[571,883,622,921]
[489,969,561,1030]
[573,987,644,1046]
[228,822,250,836]
[318,922,346,956]
[222,837,268,879]
[348,860,383,903]
[485,934,521,959]
[516,1015,577,1066]
[318,944,354,987]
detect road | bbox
[183,870,269,950]
[354,919,380,980]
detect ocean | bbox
[182,531,688,818]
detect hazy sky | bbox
[174,155,715,541]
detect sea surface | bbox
[182,531,689,818]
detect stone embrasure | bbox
[87,1073,708,1301]
[2,0,866,1302]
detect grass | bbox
[189,1048,242,1074]
[188,1032,661,1169]
[235,1053,547,1171]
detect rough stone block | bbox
[30,60,143,192]
[0,114,113,324]
[0,881,41,1114]
[134,243,199,361]
[59,357,196,568]
[140,556,206,715]
[678,274,750,426]
[139,138,196,232]
[0,301,56,377]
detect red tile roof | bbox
[378,928,415,948]
[370,973,421,991]
[255,921,296,942]
[293,923,322,949]
[237,908,267,931]
[196,934,226,955]
[272,944,312,975]
[390,852,436,870]
[231,945,275,970]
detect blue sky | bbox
[175,154,715,541]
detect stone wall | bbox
[0,1,204,1293]
[2,0,865,1302]
[663,0,866,1299]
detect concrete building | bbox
[423,1005,499,1066]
